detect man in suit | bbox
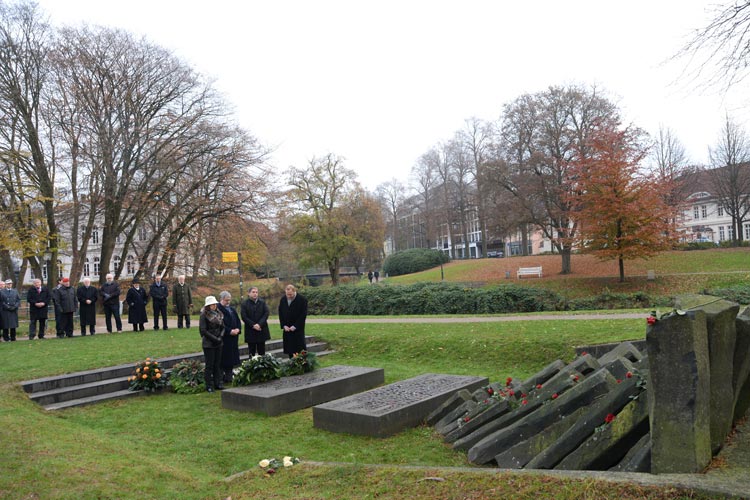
[150,274,169,330]
[77,277,98,335]
[27,279,50,340]
[278,284,308,358]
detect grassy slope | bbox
[0,320,720,499]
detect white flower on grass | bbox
[259,459,270,468]
[283,456,294,467]
[252,354,262,360]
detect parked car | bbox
[486,251,504,258]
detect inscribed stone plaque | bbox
[313,373,488,437]
[221,365,384,416]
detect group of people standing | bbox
[199,284,308,392]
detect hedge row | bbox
[708,285,750,305]
[382,248,450,277]
[303,283,671,316]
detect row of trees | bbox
[0,1,269,286]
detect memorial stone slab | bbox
[518,359,566,395]
[647,309,711,474]
[597,341,643,366]
[609,433,651,473]
[221,365,384,416]
[674,294,739,454]
[425,389,472,426]
[435,399,480,435]
[443,399,511,443]
[313,373,488,437]
[733,307,750,422]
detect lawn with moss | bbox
[0,320,721,499]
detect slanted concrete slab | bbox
[647,309,712,474]
[221,365,384,416]
[313,373,487,437]
[675,294,739,454]
[597,341,643,366]
[518,359,566,395]
[609,432,651,473]
[425,389,472,426]
[733,306,750,422]
[443,399,511,444]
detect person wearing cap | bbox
[126,278,148,332]
[77,277,98,336]
[99,274,122,333]
[27,278,50,340]
[199,295,224,392]
[1,279,20,341]
[55,278,77,338]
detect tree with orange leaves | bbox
[570,122,679,282]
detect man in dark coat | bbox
[1,279,20,341]
[278,284,307,358]
[218,291,241,384]
[172,274,192,329]
[150,274,168,330]
[126,279,148,331]
[56,277,77,338]
[241,286,270,355]
[27,279,50,340]
[51,278,63,337]
[77,277,98,335]
[100,274,122,333]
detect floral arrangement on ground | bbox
[258,456,300,474]
[232,353,282,386]
[169,358,205,394]
[128,358,168,392]
[281,350,319,376]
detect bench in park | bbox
[517,266,543,279]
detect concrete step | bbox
[43,389,141,411]
[22,336,322,393]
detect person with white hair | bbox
[77,277,98,335]
[27,278,50,340]
[1,279,20,341]
[99,274,122,333]
[172,274,192,329]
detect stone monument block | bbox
[313,373,488,437]
[597,341,643,366]
[675,294,739,454]
[610,433,651,473]
[443,399,511,443]
[221,365,384,416]
[425,389,472,426]
[733,306,750,422]
[647,309,711,474]
[518,359,566,395]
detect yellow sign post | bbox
[222,252,238,263]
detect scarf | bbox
[201,307,224,325]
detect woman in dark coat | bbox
[77,278,98,335]
[278,284,308,358]
[241,286,270,355]
[126,279,148,332]
[1,279,20,341]
[218,291,241,383]
[199,296,224,392]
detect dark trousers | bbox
[132,323,145,332]
[80,323,95,335]
[29,318,46,339]
[104,303,122,332]
[177,314,191,329]
[153,302,167,329]
[248,342,266,356]
[2,328,16,341]
[59,312,74,337]
[203,347,223,390]
[54,306,62,335]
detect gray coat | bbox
[172,283,192,315]
[0,288,21,329]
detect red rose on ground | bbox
[506,377,513,386]
[605,413,616,424]
[647,316,657,325]
[487,388,494,395]
[536,384,542,390]
[552,393,558,399]
[521,399,528,405]
[626,371,633,378]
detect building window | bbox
[92,226,99,244]
[42,262,48,281]
[126,255,135,275]
[57,260,63,279]
[745,223,750,240]
[701,205,707,218]
[114,255,121,273]
[693,206,700,219]
[729,226,735,240]
[717,206,724,217]
[84,258,90,277]
[138,227,147,241]
[719,226,725,241]
[93,257,100,276]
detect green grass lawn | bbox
[0,320,721,499]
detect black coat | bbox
[0,288,20,328]
[55,286,77,314]
[27,286,51,320]
[199,307,224,349]
[219,303,241,369]
[126,286,148,324]
[77,285,98,326]
[100,281,121,306]
[241,297,271,343]
[150,281,168,305]
[278,293,308,355]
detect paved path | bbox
[307,313,645,324]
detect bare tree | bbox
[708,115,750,243]
[650,126,696,233]
[375,177,406,253]
[410,151,439,249]
[457,117,494,257]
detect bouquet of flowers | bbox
[282,350,319,376]
[168,358,205,394]
[127,358,168,392]
[232,354,281,386]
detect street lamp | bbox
[43,250,51,287]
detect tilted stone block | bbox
[554,389,649,470]
[600,356,637,382]
[467,368,617,465]
[444,399,511,444]
[733,307,750,422]
[609,432,651,473]
[675,294,739,454]
[597,341,643,366]
[518,359,567,395]
[526,376,640,469]
[425,389,472,426]
[435,399,480,435]
[647,309,711,474]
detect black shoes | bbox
[207,387,214,393]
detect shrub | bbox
[232,354,281,386]
[127,358,168,393]
[708,285,750,305]
[382,248,450,277]
[169,359,206,394]
[281,350,319,376]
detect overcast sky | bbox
[35,0,750,189]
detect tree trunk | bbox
[619,255,625,283]
[560,246,572,275]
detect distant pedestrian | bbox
[1,279,20,341]
[367,270,373,284]
[150,274,168,330]
[374,270,379,283]
[27,279,50,340]
[77,277,98,335]
[172,274,192,329]
[199,296,224,392]
[100,274,123,333]
[278,284,307,358]
[56,278,77,338]
[241,286,270,355]
[126,279,148,332]
[218,291,241,384]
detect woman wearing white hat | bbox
[199,296,224,392]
